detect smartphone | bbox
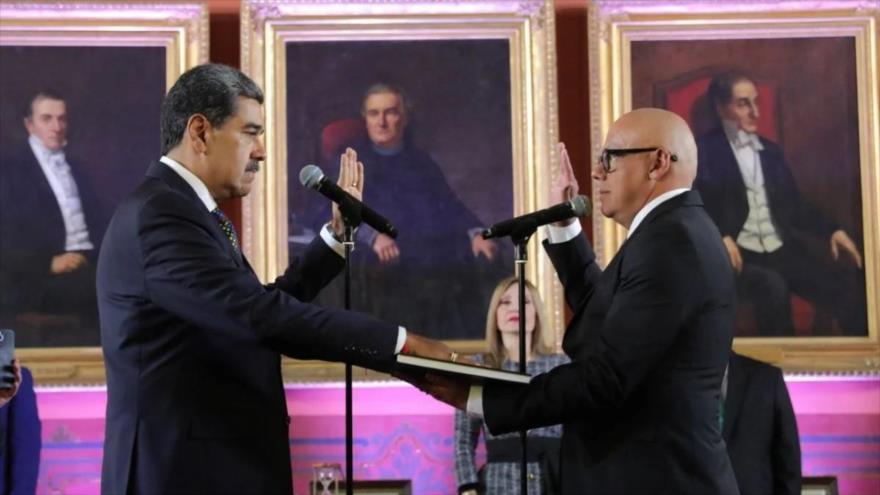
[0,329,15,389]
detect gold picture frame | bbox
[589,0,879,372]
[240,0,563,382]
[0,1,208,385]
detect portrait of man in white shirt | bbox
[693,71,866,336]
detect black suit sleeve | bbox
[137,191,398,368]
[772,367,802,495]
[484,225,701,434]
[542,235,603,312]
[763,143,839,240]
[267,231,344,302]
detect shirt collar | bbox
[158,156,217,211]
[722,119,764,151]
[372,141,404,156]
[28,134,65,163]
[627,188,690,239]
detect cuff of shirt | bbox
[545,219,582,244]
[466,385,484,418]
[467,227,485,241]
[394,327,407,354]
[319,223,347,257]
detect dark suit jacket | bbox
[725,353,801,495]
[0,367,42,495]
[0,143,101,313]
[97,161,400,495]
[483,191,739,494]
[695,126,837,243]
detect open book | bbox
[395,354,530,385]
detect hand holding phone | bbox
[0,329,16,391]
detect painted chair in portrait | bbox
[320,116,366,165]
[654,68,819,337]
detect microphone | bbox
[482,195,591,239]
[299,165,399,239]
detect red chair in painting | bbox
[655,70,816,336]
[320,117,366,166]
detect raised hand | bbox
[550,142,580,226]
[330,147,364,238]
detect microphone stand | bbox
[509,219,539,495]
[338,196,362,495]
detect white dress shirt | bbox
[29,134,93,251]
[721,120,783,253]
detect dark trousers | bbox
[739,243,867,336]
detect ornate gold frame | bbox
[240,0,562,381]
[588,0,879,373]
[1,1,208,385]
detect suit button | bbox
[528,473,535,480]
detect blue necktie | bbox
[210,208,240,255]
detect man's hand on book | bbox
[401,333,451,361]
[402,333,476,365]
[421,373,469,410]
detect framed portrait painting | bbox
[241,0,564,381]
[0,1,207,384]
[589,0,879,372]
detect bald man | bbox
[411,109,739,493]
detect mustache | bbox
[245,161,260,173]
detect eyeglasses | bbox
[597,147,678,174]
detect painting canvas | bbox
[0,45,165,348]
[0,1,207,384]
[588,0,878,371]
[285,39,513,341]
[241,0,563,371]
[630,37,867,339]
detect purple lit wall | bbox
[33,376,880,495]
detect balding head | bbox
[609,108,697,187]
[593,108,698,228]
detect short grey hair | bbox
[360,83,410,117]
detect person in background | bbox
[96,63,453,495]
[411,110,739,494]
[0,360,21,408]
[0,361,41,495]
[723,351,801,495]
[455,276,568,495]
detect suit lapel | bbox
[710,130,750,207]
[723,355,747,440]
[21,146,67,248]
[145,161,244,268]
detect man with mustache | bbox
[97,64,453,494]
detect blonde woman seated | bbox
[454,276,569,495]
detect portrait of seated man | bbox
[694,71,866,336]
[301,83,505,339]
[0,90,101,346]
